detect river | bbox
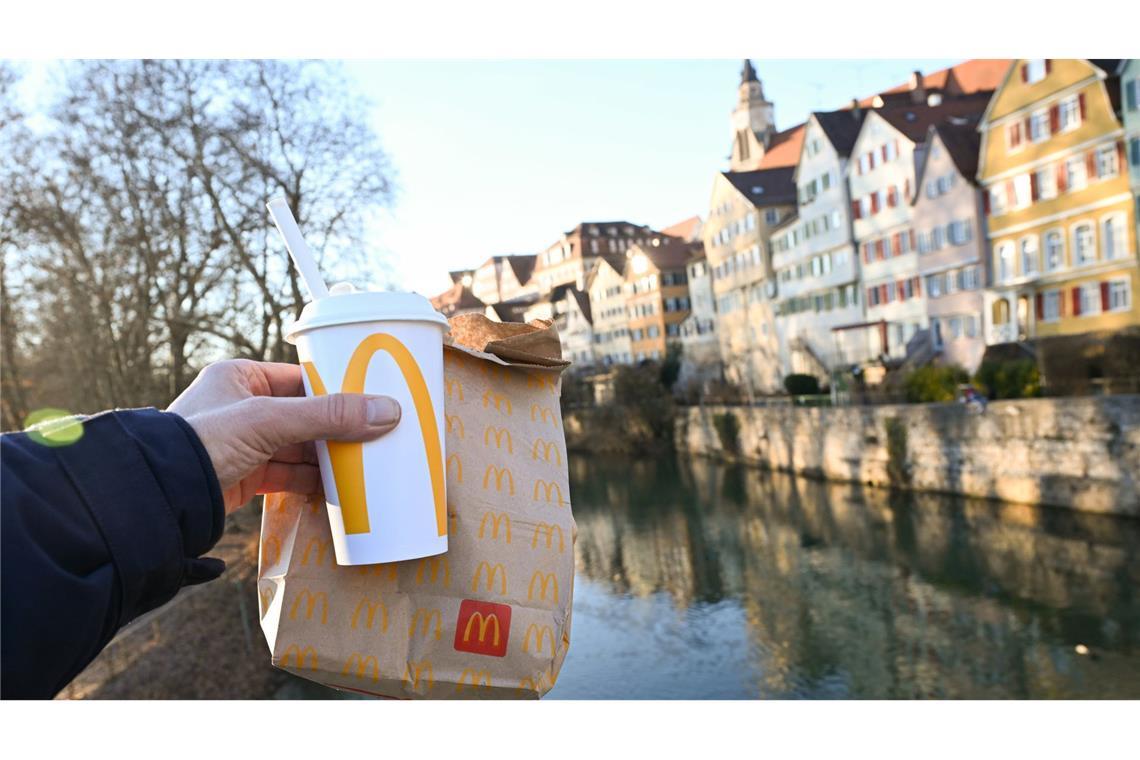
[546,453,1140,699]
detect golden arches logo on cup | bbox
[531,439,562,465]
[483,425,513,452]
[290,588,329,624]
[342,653,380,683]
[471,561,507,596]
[351,598,389,632]
[281,644,319,671]
[300,332,445,538]
[478,511,512,543]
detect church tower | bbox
[729,59,776,171]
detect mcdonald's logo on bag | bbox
[533,479,566,506]
[453,599,511,657]
[478,511,512,543]
[415,556,450,587]
[522,623,556,654]
[528,571,558,603]
[483,425,513,452]
[532,523,565,553]
[445,377,464,401]
[530,404,559,429]
[302,332,446,539]
[526,373,557,395]
[281,644,318,670]
[531,439,562,465]
[301,538,333,566]
[342,653,379,683]
[289,588,328,624]
[354,562,398,580]
[483,465,515,495]
[259,586,275,615]
[456,669,492,692]
[446,453,463,482]
[261,535,281,566]
[351,598,389,632]
[480,363,512,385]
[482,389,512,416]
[471,561,507,595]
[409,608,442,640]
[402,660,434,691]
[445,414,465,438]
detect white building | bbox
[771,109,867,379]
[677,249,721,391]
[586,257,633,366]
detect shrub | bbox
[974,358,1041,400]
[712,412,740,454]
[659,342,683,390]
[902,364,969,403]
[783,373,821,396]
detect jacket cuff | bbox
[56,409,226,622]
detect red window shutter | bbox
[863,243,872,263]
[913,276,921,296]
[1013,122,1022,146]
[879,284,888,303]
[881,145,888,161]
[1005,181,1015,206]
[1119,140,1127,170]
[1045,59,1052,75]
[867,287,875,304]
[1035,293,1044,319]
[1087,151,1097,179]
[1078,92,1087,121]
[1030,171,1039,201]
[894,139,900,157]
[871,193,880,214]
[1049,105,1060,133]
[983,190,991,215]
[870,151,877,170]
[1072,287,1082,316]
[1057,161,1068,192]
[892,233,901,255]
[1024,116,1032,139]
[1100,281,1110,311]
[888,187,897,207]
[905,178,911,199]
[1020,64,1029,83]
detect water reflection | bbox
[554,453,1140,699]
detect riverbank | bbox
[567,395,1140,516]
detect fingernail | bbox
[367,396,401,426]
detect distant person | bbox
[1,360,402,699]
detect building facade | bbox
[771,109,865,379]
[911,122,989,372]
[533,222,654,294]
[978,59,1138,344]
[587,257,633,366]
[522,284,595,367]
[625,237,695,362]
[677,249,721,390]
[1120,60,1140,243]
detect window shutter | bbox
[894,139,900,157]
[869,151,876,170]
[1086,151,1097,179]
[1049,105,1060,133]
[1072,287,1082,316]
[1057,161,1068,192]
[1078,92,1087,121]
[909,229,916,250]
[1020,64,1028,83]
[881,144,888,162]
[871,193,880,214]
[1118,140,1127,170]
[1005,181,1015,206]
[1030,171,1039,201]
[892,233,901,256]
[879,284,888,304]
[1100,281,1110,311]
[1024,116,1032,139]
[983,190,991,215]
[1035,293,1044,320]
[1045,59,1052,75]
[888,186,897,207]
[867,287,875,304]
[904,178,911,199]
[863,243,872,263]
[913,276,921,296]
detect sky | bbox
[346,59,961,296]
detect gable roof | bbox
[721,166,797,207]
[628,237,701,274]
[872,93,990,143]
[859,59,1011,107]
[757,123,805,169]
[488,294,538,323]
[811,108,866,157]
[660,215,703,242]
[430,281,485,315]
[505,254,536,286]
[912,119,983,201]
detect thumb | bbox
[251,393,402,447]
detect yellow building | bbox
[978,59,1137,343]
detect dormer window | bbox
[751,185,764,194]
[1024,59,1047,84]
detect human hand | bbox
[168,359,401,513]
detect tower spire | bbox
[741,59,758,85]
[728,60,775,170]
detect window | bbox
[965,315,978,338]
[765,209,780,225]
[990,186,1008,215]
[1073,223,1095,265]
[963,265,980,290]
[949,317,963,339]
[1066,156,1088,190]
[926,181,937,199]
[1109,279,1132,311]
[1013,174,1032,208]
[1044,230,1064,271]
[1079,283,1101,316]
[931,226,945,250]
[1036,165,1057,200]
[927,273,943,297]
[1025,59,1047,84]
[1043,290,1061,322]
[997,242,1014,282]
[931,319,943,348]
[1029,110,1050,142]
[1102,214,1126,260]
[1020,236,1039,276]
[1096,144,1119,178]
[1132,137,1140,168]
[1059,95,1080,131]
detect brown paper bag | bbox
[257,316,575,699]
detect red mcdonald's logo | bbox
[453,599,512,658]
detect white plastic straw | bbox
[267,197,329,300]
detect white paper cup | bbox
[285,289,449,565]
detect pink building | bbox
[911,120,990,372]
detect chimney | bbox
[909,70,926,104]
[850,97,861,113]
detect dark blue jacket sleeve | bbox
[1,408,225,699]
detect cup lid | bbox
[284,287,449,344]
